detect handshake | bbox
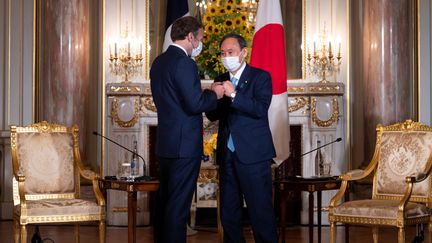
[211,81,235,99]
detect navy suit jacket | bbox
[206,64,276,164]
[150,45,217,158]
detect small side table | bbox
[275,176,347,243]
[99,179,159,243]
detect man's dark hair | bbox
[171,16,203,41]
[220,33,247,50]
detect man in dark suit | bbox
[206,33,278,243]
[150,16,224,243]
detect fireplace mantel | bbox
[105,80,346,225]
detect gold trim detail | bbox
[198,167,219,183]
[288,86,306,93]
[109,85,141,93]
[311,98,339,127]
[112,207,141,213]
[309,85,341,92]
[111,183,120,189]
[142,96,157,112]
[111,98,140,128]
[20,214,104,224]
[288,97,308,113]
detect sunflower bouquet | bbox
[195,0,254,79]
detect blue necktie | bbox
[231,76,238,87]
[227,77,238,152]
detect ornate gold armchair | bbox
[10,121,106,243]
[329,120,432,243]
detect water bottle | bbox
[131,140,139,177]
[315,140,324,176]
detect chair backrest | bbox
[372,120,432,203]
[11,121,81,205]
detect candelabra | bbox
[108,41,143,83]
[307,29,342,83]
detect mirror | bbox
[148,0,305,80]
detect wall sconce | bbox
[108,28,143,83]
[307,26,342,83]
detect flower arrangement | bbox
[203,133,218,158]
[195,0,254,79]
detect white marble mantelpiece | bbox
[287,81,346,224]
[107,80,346,225]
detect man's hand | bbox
[223,81,235,97]
[211,82,225,99]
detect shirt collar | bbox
[171,43,188,56]
[230,62,246,80]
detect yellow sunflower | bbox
[208,5,218,16]
[225,3,235,14]
[203,14,213,24]
[224,19,234,28]
[213,26,220,34]
[234,17,243,26]
[205,22,215,33]
[219,8,226,15]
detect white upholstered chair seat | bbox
[332,199,430,219]
[14,199,102,217]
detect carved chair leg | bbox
[398,227,405,243]
[372,227,378,243]
[330,222,336,243]
[13,219,19,243]
[99,220,106,243]
[20,225,27,243]
[75,224,80,243]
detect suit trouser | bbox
[153,156,201,243]
[219,150,278,243]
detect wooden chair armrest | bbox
[329,180,349,208]
[91,178,106,206]
[398,176,416,218]
[16,174,27,208]
[78,169,106,206]
[330,169,373,209]
[80,169,100,181]
[341,169,368,181]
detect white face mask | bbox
[221,55,242,72]
[191,41,202,59]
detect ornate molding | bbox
[111,98,140,128]
[197,167,218,183]
[106,82,145,96]
[288,97,308,113]
[109,85,142,93]
[308,85,342,93]
[142,96,157,112]
[288,86,306,93]
[378,120,432,132]
[311,98,339,127]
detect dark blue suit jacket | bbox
[206,64,276,164]
[150,45,217,158]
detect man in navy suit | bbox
[206,33,278,243]
[150,16,224,243]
